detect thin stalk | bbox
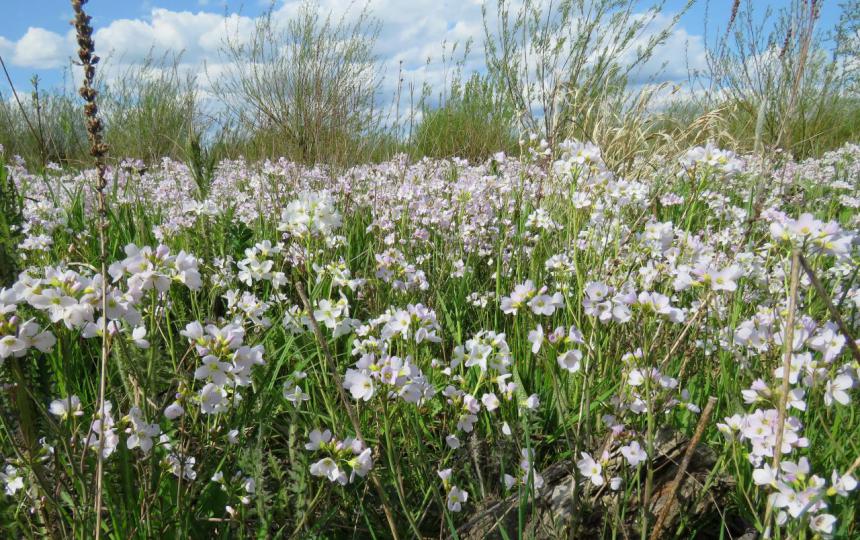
[293,278,402,540]
[0,55,46,166]
[762,248,800,538]
[70,2,111,538]
[797,253,860,363]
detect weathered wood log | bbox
[454,427,750,539]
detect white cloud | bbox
[9,27,73,69]
[93,9,255,64]
[0,35,14,60]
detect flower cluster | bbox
[2,137,858,534]
[182,322,266,413]
[305,429,373,485]
[0,288,55,362]
[109,243,202,293]
[679,142,744,176]
[278,191,343,243]
[344,304,441,404]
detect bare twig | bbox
[663,291,714,376]
[0,55,46,165]
[649,395,718,540]
[292,279,402,540]
[797,253,860,363]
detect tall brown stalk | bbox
[762,248,801,538]
[70,1,110,538]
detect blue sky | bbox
[0,0,846,98]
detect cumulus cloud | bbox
[0,35,14,59]
[92,8,256,64]
[7,27,73,69]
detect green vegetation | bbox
[1,2,859,536]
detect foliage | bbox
[1,139,859,538]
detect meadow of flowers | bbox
[1,138,859,538]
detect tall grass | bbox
[481,0,694,148]
[685,0,860,158]
[2,0,859,170]
[412,73,518,161]
[0,55,202,169]
[101,55,200,164]
[0,72,88,168]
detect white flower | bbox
[501,280,535,314]
[829,470,857,496]
[130,326,150,349]
[0,335,25,359]
[381,309,411,340]
[824,373,853,406]
[557,349,582,373]
[173,251,202,290]
[166,453,197,481]
[528,294,558,316]
[628,369,645,387]
[86,401,119,459]
[126,407,161,454]
[49,395,83,420]
[194,356,232,386]
[314,299,342,330]
[577,452,604,486]
[445,434,461,449]
[199,383,228,414]
[457,413,478,433]
[164,401,185,420]
[1,465,24,496]
[305,429,332,451]
[711,265,742,292]
[310,457,345,484]
[527,324,544,354]
[241,476,256,500]
[344,369,374,401]
[227,429,240,444]
[481,392,500,412]
[810,324,845,362]
[809,513,837,535]
[180,321,204,341]
[283,384,310,407]
[349,448,373,480]
[20,321,56,353]
[620,441,647,468]
[522,394,540,410]
[752,464,778,487]
[437,468,452,483]
[637,290,665,311]
[446,486,468,512]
